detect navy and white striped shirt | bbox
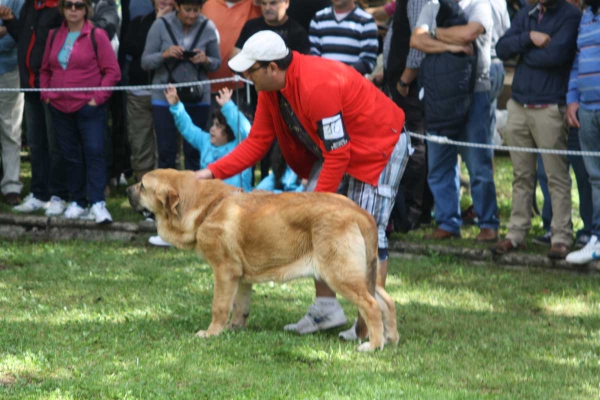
[309,6,378,75]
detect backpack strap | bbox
[49,27,60,50]
[90,27,98,60]
[161,18,180,82]
[161,17,210,81]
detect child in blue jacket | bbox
[164,85,253,192]
[254,141,305,193]
[149,86,252,247]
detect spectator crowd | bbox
[0,0,598,269]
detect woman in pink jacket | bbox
[40,0,120,224]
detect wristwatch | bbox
[398,80,409,88]
[429,28,436,39]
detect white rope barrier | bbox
[1,77,598,157]
[0,76,253,93]
[409,132,600,157]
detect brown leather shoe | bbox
[547,242,570,260]
[4,192,21,206]
[476,228,498,243]
[491,239,525,255]
[424,228,461,240]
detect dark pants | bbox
[104,90,131,182]
[23,94,68,202]
[388,80,430,231]
[537,127,592,238]
[49,104,108,207]
[152,103,207,170]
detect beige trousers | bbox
[505,99,572,245]
[126,92,157,174]
[0,69,24,195]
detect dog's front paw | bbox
[195,330,210,338]
[357,341,383,352]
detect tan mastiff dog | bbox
[127,169,399,351]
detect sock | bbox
[315,297,340,311]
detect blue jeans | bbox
[489,61,506,138]
[23,94,68,202]
[536,127,592,238]
[49,104,108,207]
[578,107,600,237]
[427,91,499,234]
[152,103,208,170]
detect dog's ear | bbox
[157,187,180,217]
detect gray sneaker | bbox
[283,303,347,335]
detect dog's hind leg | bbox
[375,286,399,345]
[227,282,253,330]
[195,271,240,338]
[321,272,384,352]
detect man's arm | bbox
[435,22,484,45]
[207,92,276,180]
[520,13,580,68]
[353,19,378,74]
[410,26,472,55]
[495,8,534,61]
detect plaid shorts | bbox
[306,130,410,249]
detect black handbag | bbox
[161,18,209,103]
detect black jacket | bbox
[120,11,155,86]
[419,0,477,135]
[4,0,63,89]
[496,0,580,105]
[386,0,425,133]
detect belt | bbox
[521,103,551,109]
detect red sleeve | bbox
[208,92,276,179]
[305,85,351,193]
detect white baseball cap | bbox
[228,30,290,73]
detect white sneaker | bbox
[338,319,370,341]
[86,201,113,224]
[64,202,88,219]
[45,196,67,216]
[13,193,47,213]
[119,173,128,186]
[148,235,172,247]
[566,235,600,264]
[283,302,347,334]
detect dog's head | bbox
[127,169,196,220]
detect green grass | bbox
[0,241,599,398]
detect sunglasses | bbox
[63,1,86,10]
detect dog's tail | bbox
[355,215,379,340]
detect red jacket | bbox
[40,21,121,113]
[209,52,405,193]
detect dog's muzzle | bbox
[126,185,155,220]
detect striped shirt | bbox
[309,6,378,74]
[567,7,600,110]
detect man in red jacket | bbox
[196,30,409,340]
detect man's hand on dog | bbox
[164,84,180,105]
[195,168,214,180]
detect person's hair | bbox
[58,0,94,19]
[257,51,293,70]
[211,110,236,143]
[176,0,206,7]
